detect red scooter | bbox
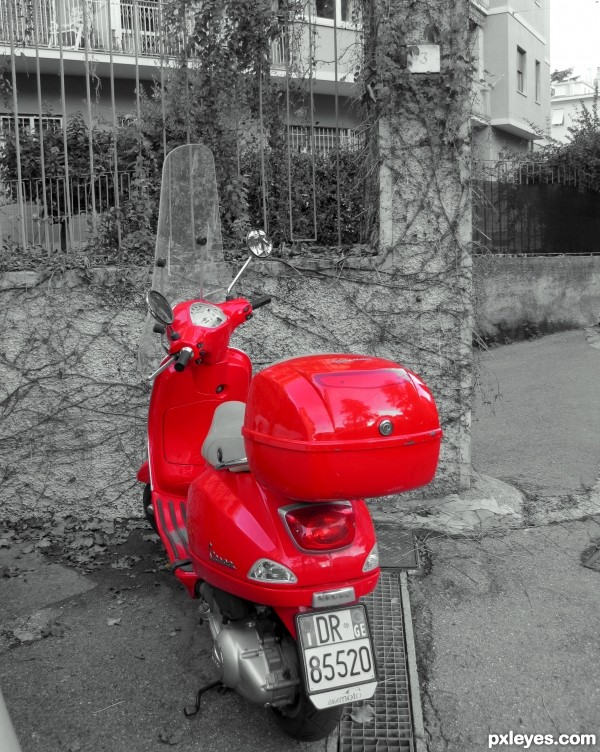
[137,144,442,741]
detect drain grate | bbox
[374,525,419,569]
[339,571,414,752]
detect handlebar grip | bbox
[174,347,194,372]
[250,295,271,310]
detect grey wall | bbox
[475,255,600,341]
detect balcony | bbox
[1,1,361,90]
[270,16,361,96]
[0,0,184,59]
[472,81,491,124]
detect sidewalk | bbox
[0,528,329,752]
[409,328,600,752]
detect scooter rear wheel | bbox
[271,691,344,742]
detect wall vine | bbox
[0,0,476,526]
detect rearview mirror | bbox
[146,290,174,325]
[246,229,273,259]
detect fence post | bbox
[7,0,28,252]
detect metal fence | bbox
[0,0,366,258]
[473,159,600,255]
[1,172,132,250]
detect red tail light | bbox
[284,503,356,551]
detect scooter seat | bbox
[201,401,248,471]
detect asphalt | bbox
[2,328,600,752]
[0,529,330,752]
[472,328,600,497]
[410,327,600,752]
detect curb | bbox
[401,571,427,752]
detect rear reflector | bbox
[284,503,356,551]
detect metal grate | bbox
[339,571,414,752]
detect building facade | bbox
[550,75,598,144]
[471,0,551,160]
[0,0,362,148]
[1,0,551,156]
[1,0,552,251]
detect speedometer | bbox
[189,303,227,328]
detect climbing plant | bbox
[1,0,476,510]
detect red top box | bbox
[242,354,442,501]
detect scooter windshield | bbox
[138,144,232,376]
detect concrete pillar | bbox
[375,0,474,493]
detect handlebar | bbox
[147,354,177,381]
[147,346,194,381]
[174,347,194,372]
[250,295,271,310]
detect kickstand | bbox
[183,679,223,717]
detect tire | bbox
[142,484,159,534]
[272,690,345,742]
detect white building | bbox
[551,73,598,143]
[471,0,552,160]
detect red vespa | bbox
[138,144,442,741]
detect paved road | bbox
[410,521,600,752]
[472,329,600,497]
[410,328,600,752]
[0,530,328,752]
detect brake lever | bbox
[147,354,177,382]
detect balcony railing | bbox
[472,82,491,123]
[1,1,362,81]
[288,125,361,154]
[0,0,184,57]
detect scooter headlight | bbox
[248,558,298,583]
[363,543,379,572]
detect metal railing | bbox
[288,125,361,154]
[476,159,587,187]
[473,160,600,255]
[0,0,184,56]
[1,172,133,251]
[1,0,367,255]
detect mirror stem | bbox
[227,256,253,296]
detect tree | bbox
[523,86,600,191]
[551,67,576,84]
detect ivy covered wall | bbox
[363,0,473,490]
[0,0,474,522]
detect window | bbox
[535,60,541,102]
[551,109,565,126]
[314,0,354,22]
[0,114,62,137]
[288,125,360,153]
[0,115,62,151]
[517,47,526,94]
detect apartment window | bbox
[0,114,62,137]
[517,47,526,94]
[288,125,360,153]
[535,60,541,102]
[551,109,565,126]
[314,0,354,22]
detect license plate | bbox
[296,606,377,709]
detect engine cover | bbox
[199,586,299,708]
[215,620,299,707]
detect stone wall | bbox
[475,255,600,342]
[0,254,469,522]
[0,1,476,522]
